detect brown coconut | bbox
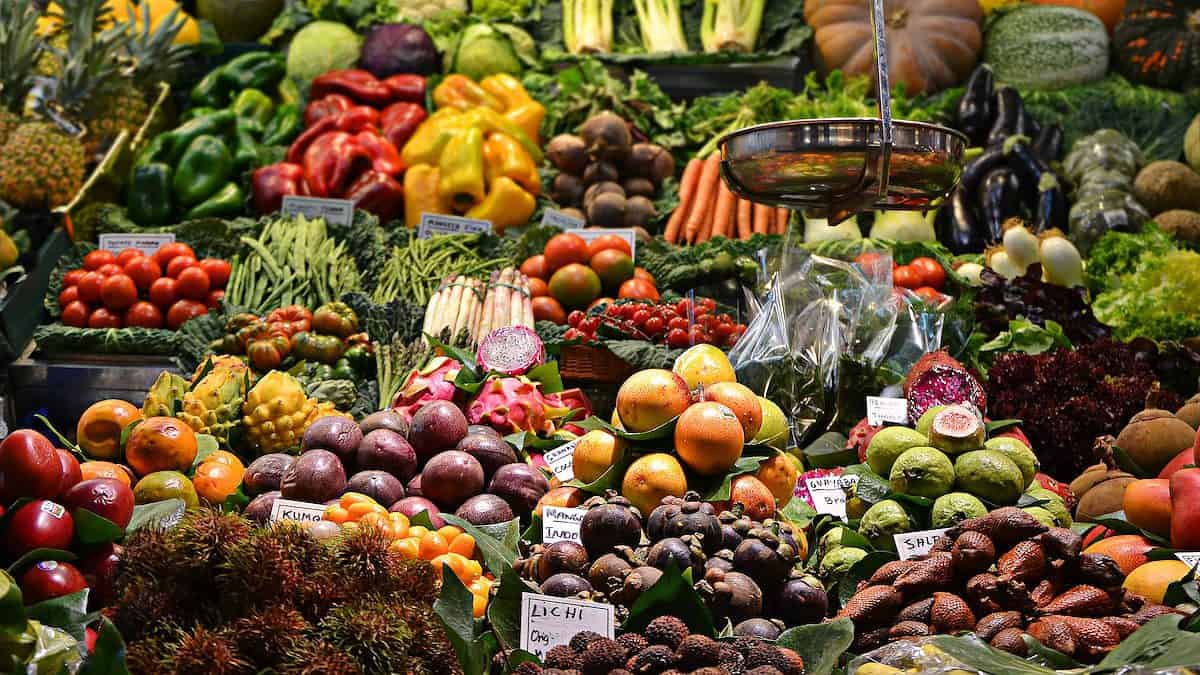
[1176,394,1200,430]
[1115,409,1197,475]
[1073,469,1136,522]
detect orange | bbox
[202,450,245,472]
[471,585,489,617]
[76,399,141,460]
[408,526,429,539]
[1123,478,1172,537]
[348,501,387,519]
[390,537,420,559]
[1084,534,1155,575]
[1123,559,1191,603]
[702,382,763,439]
[727,474,776,521]
[193,460,243,505]
[79,461,134,486]
[572,430,625,483]
[674,402,744,476]
[325,505,351,524]
[621,453,687,515]
[124,417,198,476]
[756,453,800,506]
[419,532,449,560]
[615,369,691,432]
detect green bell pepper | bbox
[181,107,218,123]
[191,68,231,109]
[330,358,356,382]
[233,118,261,170]
[164,109,236,165]
[344,344,372,375]
[173,135,234,207]
[232,89,274,128]
[218,52,285,92]
[132,134,168,173]
[128,162,174,226]
[262,103,302,147]
[183,182,244,220]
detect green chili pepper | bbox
[128,162,174,226]
[183,182,244,220]
[234,118,261,170]
[173,135,234,207]
[277,77,301,106]
[232,88,274,127]
[262,103,302,147]
[218,52,285,92]
[164,109,236,165]
[181,106,219,123]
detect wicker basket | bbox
[559,345,634,383]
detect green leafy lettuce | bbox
[1085,223,1176,295]
[1094,249,1200,342]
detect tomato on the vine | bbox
[644,316,665,335]
[666,328,689,348]
[206,290,225,309]
[567,311,584,328]
[854,251,884,268]
[915,286,945,304]
[909,257,945,290]
[893,265,922,289]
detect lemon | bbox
[672,344,736,390]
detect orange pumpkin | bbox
[1030,0,1126,32]
[805,0,983,94]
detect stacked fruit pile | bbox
[523,231,659,323]
[563,296,747,348]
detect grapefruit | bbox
[621,453,687,515]
[1084,534,1154,575]
[1123,559,1191,604]
[756,453,799,506]
[702,381,763,439]
[673,344,736,390]
[549,263,602,309]
[674,402,744,475]
[615,369,691,432]
[543,233,589,274]
[590,249,635,292]
[572,430,624,483]
[1123,478,1172,537]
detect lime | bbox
[858,499,913,551]
[889,446,955,498]
[930,492,988,528]
[133,470,199,508]
[954,450,1024,505]
[866,426,929,475]
[819,546,867,576]
[985,436,1040,488]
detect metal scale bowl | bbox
[718,0,968,224]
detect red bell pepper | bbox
[303,132,372,198]
[381,102,427,152]
[355,130,405,176]
[304,93,353,127]
[311,70,393,106]
[251,163,305,214]
[287,116,338,164]
[333,106,380,133]
[345,170,404,222]
[383,74,427,104]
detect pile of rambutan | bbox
[107,509,459,675]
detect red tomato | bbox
[96,263,123,277]
[198,259,231,289]
[148,277,177,308]
[854,251,884,268]
[61,301,90,327]
[82,250,115,271]
[634,267,656,285]
[58,286,79,308]
[124,301,163,328]
[99,274,137,311]
[165,255,197,279]
[123,256,161,290]
[62,269,86,287]
[893,265,921,289]
[166,300,207,330]
[87,307,122,329]
[152,243,195,268]
[915,286,945,304]
[76,272,103,303]
[910,257,945,290]
[206,289,224,309]
[115,248,142,266]
[618,278,660,301]
[585,234,633,259]
[175,266,210,301]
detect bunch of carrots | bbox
[665,154,790,244]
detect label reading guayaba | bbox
[1177,552,1200,569]
[269,498,326,524]
[98,233,174,257]
[280,195,355,227]
[866,396,909,427]
[541,208,585,230]
[543,439,579,483]
[805,475,859,521]
[520,594,614,659]
[573,228,637,260]
[418,213,493,238]
[895,528,951,560]
[542,506,587,544]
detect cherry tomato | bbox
[124,301,163,329]
[893,264,922,289]
[854,251,884,268]
[175,266,211,301]
[62,301,90,327]
[96,263,123,277]
[148,277,177,309]
[567,310,584,328]
[668,316,689,332]
[76,272,103,303]
[644,316,665,335]
[152,243,195,268]
[166,299,207,330]
[915,286,945,304]
[123,256,161,290]
[82,250,115,271]
[206,289,224,309]
[166,255,197,279]
[99,274,137,311]
[115,248,142,266]
[909,257,945,290]
[58,286,79,308]
[688,326,709,345]
[62,269,86,287]
[666,327,689,348]
[87,307,122,329]
[198,259,231,289]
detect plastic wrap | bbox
[847,638,980,675]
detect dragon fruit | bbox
[903,350,987,425]
[846,417,885,463]
[794,467,846,510]
[391,356,463,424]
[467,376,570,435]
[476,326,545,375]
[545,387,593,421]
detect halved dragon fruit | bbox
[477,326,545,376]
[846,417,885,464]
[391,356,463,424]
[794,467,845,510]
[903,351,987,425]
[467,376,569,435]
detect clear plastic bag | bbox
[1063,128,1143,184]
[847,638,981,675]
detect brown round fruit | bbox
[674,402,745,476]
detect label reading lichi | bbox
[520,594,614,659]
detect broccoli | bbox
[701,0,766,53]
[633,0,689,53]
[563,0,614,54]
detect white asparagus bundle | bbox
[522,278,534,328]
[475,269,500,341]
[510,272,525,328]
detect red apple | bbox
[55,449,82,497]
[0,430,63,500]
[78,543,121,608]
[6,500,74,556]
[19,560,87,604]
[61,478,134,529]
[85,627,97,653]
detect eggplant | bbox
[937,188,987,253]
[1006,141,1052,205]
[957,65,994,145]
[1034,185,1068,233]
[986,87,1022,147]
[1033,124,1064,162]
[959,145,1008,194]
[1015,106,1041,141]
[978,167,1023,244]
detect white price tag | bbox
[1176,552,1200,569]
[98,233,175,257]
[573,228,637,260]
[418,213,493,238]
[269,498,327,524]
[894,528,951,560]
[543,439,579,483]
[520,594,615,659]
[280,195,355,226]
[541,209,586,230]
[542,506,587,544]
[804,475,859,521]
[866,396,909,427]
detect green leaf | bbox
[25,589,89,643]
[440,514,520,578]
[79,617,130,675]
[72,509,124,546]
[776,617,854,675]
[34,414,81,455]
[984,419,1022,434]
[577,414,678,442]
[1098,614,1188,668]
[930,635,1055,675]
[1021,634,1082,670]
[843,464,889,505]
[622,560,714,637]
[838,551,896,606]
[526,361,564,394]
[566,454,632,495]
[434,564,490,675]
[1112,444,1149,479]
[780,499,817,529]
[126,499,186,533]
[488,566,538,650]
[219,485,251,514]
[1092,511,1172,546]
[427,334,478,379]
[189,434,220,473]
[691,455,770,501]
[6,549,78,575]
[833,525,873,551]
[522,514,543,546]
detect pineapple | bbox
[242,371,318,455]
[142,371,188,418]
[0,0,45,145]
[179,368,248,449]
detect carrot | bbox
[775,208,790,235]
[737,199,752,240]
[665,158,703,243]
[697,201,715,243]
[753,202,771,235]
[685,156,721,244]
[712,181,735,240]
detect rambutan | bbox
[171,509,253,574]
[125,636,172,675]
[280,639,364,675]
[326,526,396,592]
[258,521,328,572]
[233,604,310,665]
[166,626,252,675]
[118,525,184,586]
[318,598,414,673]
[219,536,306,610]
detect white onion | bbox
[986,247,1023,280]
[1039,229,1084,287]
[1002,219,1039,271]
[955,262,985,286]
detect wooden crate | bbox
[559,345,634,383]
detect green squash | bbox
[984,5,1110,90]
[197,0,284,43]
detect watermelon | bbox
[983,5,1110,90]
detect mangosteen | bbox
[701,570,763,623]
[587,192,627,229]
[621,177,655,199]
[538,541,590,581]
[646,496,683,540]
[580,112,632,162]
[541,572,592,597]
[612,566,662,606]
[551,173,585,206]
[582,181,624,209]
[719,524,744,551]
[624,196,656,228]
[579,493,642,560]
[582,161,619,186]
[646,537,703,578]
[546,134,588,175]
[734,618,783,640]
[704,550,735,576]
[624,142,674,185]
[588,553,633,592]
[773,575,829,625]
[732,529,793,588]
[656,492,722,554]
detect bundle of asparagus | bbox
[422,276,485,346]
[474,267,534,343]
[421,268,533,348]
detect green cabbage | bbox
[447,23,529,81]
[286,21,362,83]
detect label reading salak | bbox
[894,528,951,560]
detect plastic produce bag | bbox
[848,638,981,675]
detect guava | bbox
[930,492,988,528]
[858,499,913,551]
[819,546,867,576]
[1022,506,1058,528]
[866,426,930,475]
[819,527,844,554]
[916,405,948,437]
[929,405,986,455]
[954,450,1025,505]
[889,447,955,498]
[985,436,1040,488]
[1024,485,1072,527]
[287,21,362,84]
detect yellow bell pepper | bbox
[483,132,540,196]
[438,126,487,212]
[460,108,543,164]
[400,108,467,167]
[433,75,504,112]
[466,176,536,233]
[403,165,448,229]
[481,74,545,143]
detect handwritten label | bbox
[542,506,587,544]
[418,213,493,238]
[573,228,637,260]
[866,396,909,427]
[541,209,586,230]
[269,498,327,524]
[543,439,579,483]
[520,594,615,659]
[98,233,175,257]
[804,474,860,521]
[895,528,951,560]
[280,195,355,226]
[1176,552,1200,569]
